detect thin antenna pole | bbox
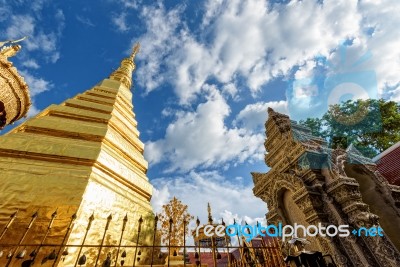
[114,214,128,267]
[52,213,77,267]
[31,210,57,264]
[222,219,231,267]
[5,211,38,267]
[0,210,18,241]
[183,219,187,267]
[196,218,202,266]
[74,213,94,267]
[150,214,158,267]
[167,218,173,267]
[132,216,143,267]
[94,214,112,266]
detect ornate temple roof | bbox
[267,108,374,163]
[253,108,380,195]
[372,141,400,185]
[0,40,31,129]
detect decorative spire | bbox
[130,43,140,61]
[207,202,212,224]
[109,42,140,90]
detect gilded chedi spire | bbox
[0,43,153,266]
[109,43,140,90]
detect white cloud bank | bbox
[20,70,53,97]
[5,10,64,63]
[145,87,267,172]
[112,13,130,32]
[136,0,368,103]
[139,0,400,173]
[235,100,288,133]
[151,170,267,227]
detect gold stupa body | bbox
[0,39,31,129]
[0,44,154,266]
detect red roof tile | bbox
[373,142,400,185]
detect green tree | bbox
[299,117,326,138]
[299,99,400,158]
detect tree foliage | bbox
[158,197,193,247]
[299,99,400,158]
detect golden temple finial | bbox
[0,36,27,48]
[0,36,27,58]
[130,42,140,60]
[109,42,140,90]
[207,202,212,223]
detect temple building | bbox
[252,108,400,267]
[0,44,154,266]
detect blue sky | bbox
[1,0,399,225]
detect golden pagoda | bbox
[0,44,154,266]
[0,38,31,129]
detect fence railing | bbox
[0,210,334,267]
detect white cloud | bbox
[116,0,140,9]
[139,0,400,176]
[150,170,267,227]
[389,88,400,102]
[22,59,40,69]
[234,101,288,133]
[201,0,224,29]
[54,9,65,22]
[0,5,10,22]
[221,83,238,99]
[6,16,57,54]
[347,0,400,100]
[286,0,400,119]
[151,186,171,214]
[137,0,365,103]
[6,15,35,45]
[36,32,57,52]
[20,70,53,97]
[49,51,60,63]
[172,40,215,104]
[5,11,63,64]
[112,13,129,32]
[30,0,47,12]
[145,87,264,172]
[27,104,40,118]
[19,70,53,118]
[76,15,95,27]
[289,0,400,103]
[54,9,65,37]
[294,60,317,80]
[136,3,184,95]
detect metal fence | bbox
[0,210,324,267]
